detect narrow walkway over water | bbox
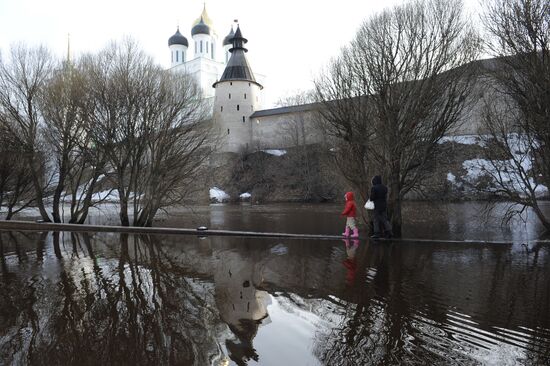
[1,220,548,245]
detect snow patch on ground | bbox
[442,134,548,198]
[262,149,287,156]
[210,187,230,202]
[439,135,486,146]
[447,172,456,183]
[462,158,548,197]
[91,190,120,202]
[239,192,251,199]
[462,159,488,181]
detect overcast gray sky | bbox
[0,0,482,107]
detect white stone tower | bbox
[213,26,263,153]
[168,27,189,67]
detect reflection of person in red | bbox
[342,239,359,285]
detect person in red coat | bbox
[341,191,359,238]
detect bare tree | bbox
[0,44,55,222]
[479,0,550,231]
[132,70,214,226]
[316,0,480,236]
[39,57,108,223]
[84,39,214,226]
[0,123,35,219]
[316,47,375,208]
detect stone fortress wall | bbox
[239,59,506,152]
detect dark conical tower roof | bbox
[214,26,262,89]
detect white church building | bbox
[167,5,319,153]
[167,5,266,100]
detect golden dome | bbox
[192,4,214,28]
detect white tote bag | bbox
[364,200,374,210]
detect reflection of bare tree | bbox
[314,243,423,365]
[0,232,229,365]
[313,242,550,365]
[505,245,550,365]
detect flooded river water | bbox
[0,202,549,365]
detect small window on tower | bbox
[237,105,240,111]
[249,83,251,86]
[242,116,245,123]
[227,128,230,135]
[195,42,197,53]
[244,93,247,99]
[176,51,179,62]
[200,41,203,53]
[211,44,214,58]
[229,93,231,99]
[206,41,209,53]
[221,106,223,112]
[230,82,232,86]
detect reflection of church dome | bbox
[191,17,211,36]
[223,28,235,46]
[168,28,188,47]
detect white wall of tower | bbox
[213,81,262,152]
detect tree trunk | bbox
[135,203,156,227]
[51,172,65,223]
[388,178,403,238]
[71,171,102,224]
[532,202,550,234]
[28,154,51,222]
[390,199,403,238]
[31,174,51,222]
[52,231,62,259]
[52,153,71,223]
[119,191,130,227]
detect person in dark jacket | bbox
[369,175,393,238]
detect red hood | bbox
[345,191,354,201]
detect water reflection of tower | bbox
[213,247,271,365]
